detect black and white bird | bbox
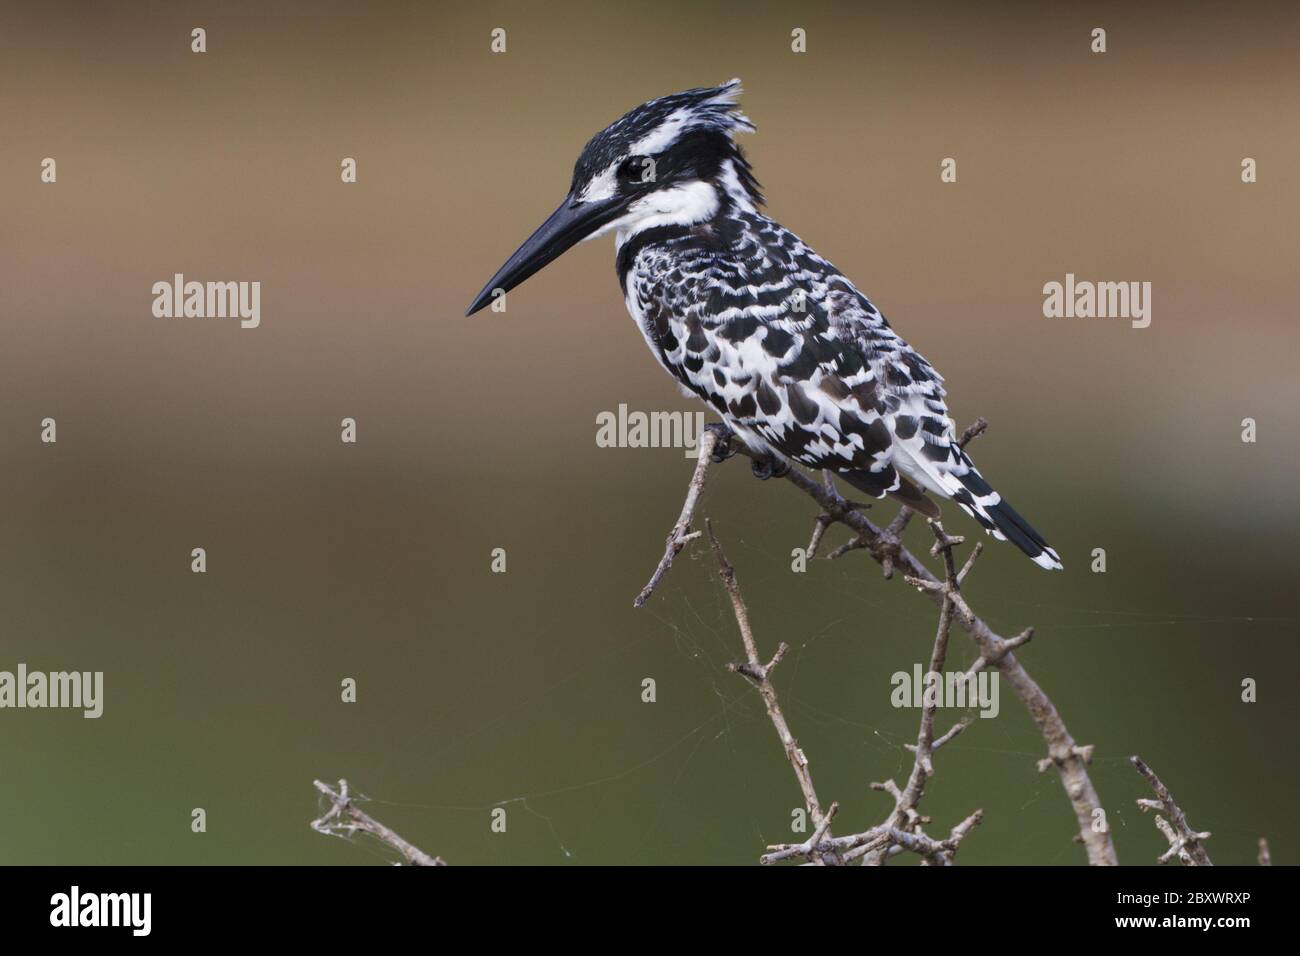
[466,80,1062,570]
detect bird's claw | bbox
[704,422,738,463]
[750,456,791,481]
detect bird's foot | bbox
[750,455,791,481]
[704,422,739,463]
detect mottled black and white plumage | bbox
[468,81,1062,570]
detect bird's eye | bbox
[619,156,653,184]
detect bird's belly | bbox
[621,286,783,460]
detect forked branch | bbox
[638,419,1117,865]
[706,520,841,864]
[708,518,981,866]
[1131,757,1213,865]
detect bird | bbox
[466,80,1062,570]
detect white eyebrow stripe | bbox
[629,107,691,156]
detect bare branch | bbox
[1131,757,1213,865]
[638,416,1118,865]
[633,425,725,608]
[862,520,978,865]
[878,508,914,580]
[957,417,989,448]
[929,716,973,753]
[311,779,446,866]
[956,542,984,586]
[807,471,874,559]
[773,427,1117,865]
[706,521,841,863]
[806,512,835,559]
[957,628,1034,687]
[765,810,983,866]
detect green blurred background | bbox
[1,1,1297,865]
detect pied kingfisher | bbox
[466,80,1062,570]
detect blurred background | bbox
[1,1,1297,865]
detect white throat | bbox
[587,180,721,250]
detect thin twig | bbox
[1131,757,1213,865]
[863,521,979,865]
[956,628,1034,687]
[633,425,724,608]
[706,520,841,864]
[311,779,446,866]
[930,717,973,752]
[805,472,839,558]
[957,417,988,448]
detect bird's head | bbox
[466,79,761,315]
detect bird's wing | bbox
[644,215,1061,567]
[640,214,972,511]
[820,274,1055,553]
[817,271,1004,522]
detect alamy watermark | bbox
[0,664,103,718]
[50,886,150,936]
[1043,273,1151,329]
[151,273,260,329]
[596,404,707,458]
[891,664,999,719]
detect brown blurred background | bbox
[1,1,1297,865]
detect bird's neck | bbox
[614,160,760,250]
[714,158,761,215]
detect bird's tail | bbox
[947,460,1062,571]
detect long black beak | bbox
[465,193,626,316]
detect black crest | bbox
[571,79,762,204]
